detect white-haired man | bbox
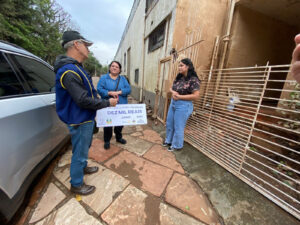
[54,31,117,195]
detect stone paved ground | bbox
[16,95,300,225]
[21,113,222,225]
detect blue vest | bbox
[55,63,97,125]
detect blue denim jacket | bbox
[97,73,131,104]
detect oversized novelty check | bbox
[96,104,147,127]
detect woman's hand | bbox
[170,88,180,100]
[108,91,120,98]
[172,93,181,100]
[109,98,118,107]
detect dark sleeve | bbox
[189,77,200,92]
[62,72,110,110]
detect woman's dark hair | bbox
[175,58,199,81]
[109,60,122,73]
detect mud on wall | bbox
[172,0,229,71]
[226,5,298,68]
[224,5,298,105]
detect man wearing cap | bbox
[292,34,300,84]
[54,30,118,195]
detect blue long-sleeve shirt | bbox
[97,73,131,104]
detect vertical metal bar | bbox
[238,66,271,174]
[202,36,220,109]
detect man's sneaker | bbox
[104,142,110,150]
[70,183,95,195]
[84,166,99,174]
[162,141,171,147]
[167,146,182,152]
[116,138,127,144]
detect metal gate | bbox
[185,65,300,219]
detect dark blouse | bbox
[172,76,200,95]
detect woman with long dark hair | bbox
[97,61,131,149]
[163,58,200,151]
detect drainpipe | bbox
[213,0,236,97]
[140,13,147,103]
[218,0,236,71]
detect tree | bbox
[100,65,109,75]
[83,53,103,77]
[0,0,75,64]
[0,0,38,51]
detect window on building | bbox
[148,21,166,53]
[124,53,126,72]
[146,0,158,13]
[134,69,139,84]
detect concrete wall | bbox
[114,0,145,89]
[143,89,156,109]
[226,5,298,68]
[172,0,229,70]
[142,0,177,95]
[131,85,141,101]
[115,0,177,107]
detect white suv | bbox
[0,41,69,223]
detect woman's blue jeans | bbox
[165,99,193,149]
[67,121,94,187]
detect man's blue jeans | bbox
[67,121,94,187]
[165,99,193,149]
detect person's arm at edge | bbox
[291,34,300,83]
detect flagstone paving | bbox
[135,125,144,132]
[82,167,130,215]
[165,173,221,225]
[159,203,206,225]
[122,125,138,134]
[101,185,148,225]
[105,151,173,196]
[57,148,72,167]
[130,131,143,137]
[140,129,163,144]
[35,199,103,225]
[89,138,122,162]
[112,134,153,156]
[25,123,222,225]
[143,144,185,174]
[29,183,65,223]
[53,165,71,188]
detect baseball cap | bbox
[61,30,93,47]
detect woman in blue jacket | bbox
[97,61,131,149]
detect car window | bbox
[0,54,25,97]
[12,55,55,94]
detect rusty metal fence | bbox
[184,65,300,219]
